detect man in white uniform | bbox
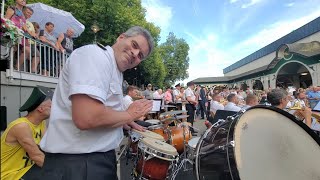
[39,26,154,180]
[173,83,183,110]
[241,94,259,110]
[123,85,151,127]
[267,89,312,128]
[224,94,241,112]
[210,93,224,114]
[185,81,198,134]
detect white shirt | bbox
[173,89,181,103]
[153,91,162,99]
[185,87,196,103]
[40,45,124,153]
[210,100,224,113]
[123,95,133,110]
[224,102,241,112]
[241,105,251,110]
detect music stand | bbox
[312,101,320,112]
[149,99,162,119]
[210,110,237,124]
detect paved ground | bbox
[116,118,208,179]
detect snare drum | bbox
[135,137,178,180]
[169,123,192,153]
[195,106,320,180]
[129,129,165,154]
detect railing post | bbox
[6,47,14,80]
[1,0,5,18]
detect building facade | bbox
[193,17,320,90]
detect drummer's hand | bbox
[128,121,146,132]
[123,124,131,130]
[127,99,153,121]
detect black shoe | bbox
[191,132,198,136]
[190,129,198,133]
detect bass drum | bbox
[194,105,320,180]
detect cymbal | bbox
[161,115,189,122]
[162,105,176,108]
[160,110,187,116]
[176,115,189,119]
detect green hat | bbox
[19,86,54,112]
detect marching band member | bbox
[267,89,312,127]
[224,94,242,112]
[39,26,154,180]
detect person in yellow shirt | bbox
[1,86,53,180]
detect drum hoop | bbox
[138,142,178,161]
[246,105,320,145]
[230,105,320,180]
[148,124,164,130]
[194,125,215,180]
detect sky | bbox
[141,0,320,84]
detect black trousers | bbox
[186,104,195,126]
[176,103,182,110]
[20,165,42,180]
[39,150,117,180]
[198,100,206,119]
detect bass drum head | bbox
[234,106,320,180]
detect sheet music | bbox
[313,101,320,112]
[152,100,161,112]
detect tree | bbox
[9,0,189,88]
[159,32,190,86]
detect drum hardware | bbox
[161,114,189,123]
[160,110,187,117]
[117,143,129,163]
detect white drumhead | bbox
[145,119,160,125]
[132,129,164,141]
[234,108,320,180]
[188,137,200,149]
[141,137,178,156]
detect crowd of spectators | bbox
[123,83,320,134]
[3,0,75,76]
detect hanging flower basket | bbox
[1,17,24,46]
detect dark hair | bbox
[45,22,54,27]
[227,93,236,102]
[187,81,195,87]
[267,89,288,106]
[32,22,40,29]
[23,6,34,13]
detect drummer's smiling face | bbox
[113,34,150,72]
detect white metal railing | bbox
[9,33,69,78]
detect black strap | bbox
[97,42,107,50]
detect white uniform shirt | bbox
[224,102,241,112]
[210,100,224,113]
[40,45,124,153]
[185,87,196,103]
[173,89,181,103]
[123,95,133,110]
